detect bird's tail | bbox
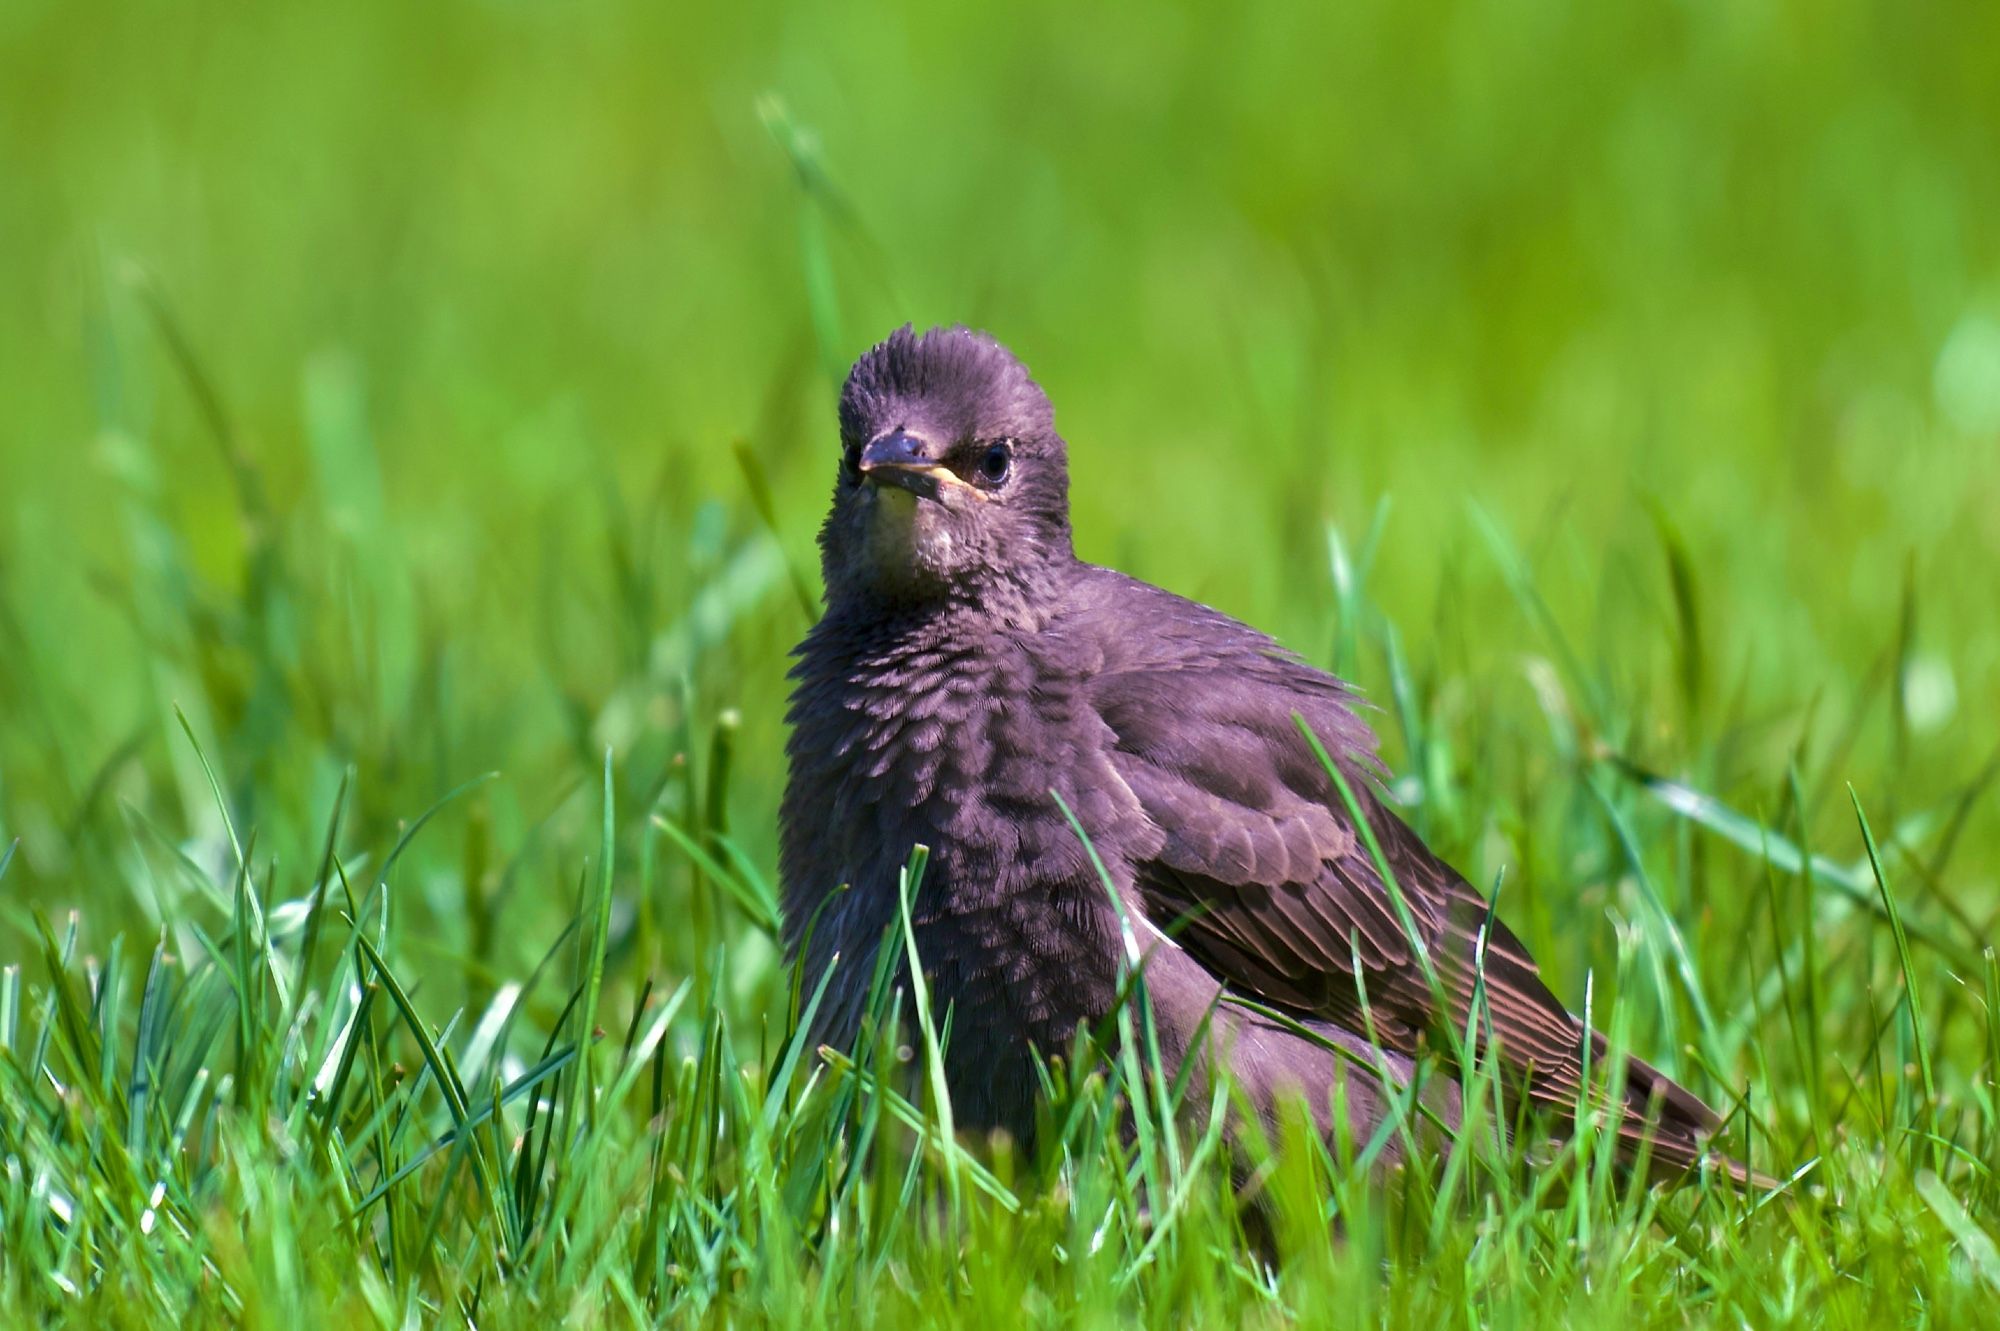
[1611,1042,1780,1190]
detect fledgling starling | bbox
[782,324,1755,1184]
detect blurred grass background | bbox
[6,0,2000,1322]
[3,0,1998,1124]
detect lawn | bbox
[2,0,1998,1325]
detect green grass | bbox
[3,0,2000,1324]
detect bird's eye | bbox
[841,442,861,481]
[976,441,1013,487]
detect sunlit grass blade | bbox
[734,440,822,623]
[1851,786,1937,1170]
[650,812,779,935]
[893,843,959,1216]
[1586,776,1717,1066]
[1917,1171,2000,1293]
[1619,756,1979,969]
[351,931,507,1249]
[349,1042,578,1215]
[1987,947,2000,1139]
[567,749,619,1138]
[1293,714,1454,1057]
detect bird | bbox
[780,323,1759,1187]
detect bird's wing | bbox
[1067,572,1731,1176]
[1092,657,1618,1117]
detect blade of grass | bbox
[1986,948,2000,1125]
[128,932,170,1156]
[894,843,959,1217]
[1620,756,1977,969]
[351,932,507,1245]
[1586,776,1717,1064]
[650,813,779,935]
[733,441,820,623]
[1293,714,1454,1058]
[350,1043,580,1218]
[293,768,351,1025]
[1916,1171,2000,1293]
[567,748,619,1137]
[1851,786,1937,1171]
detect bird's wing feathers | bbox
[1089,640,1703,1139]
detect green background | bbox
[2,1,1998,1321]
[4,0,1994,966]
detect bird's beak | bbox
[859,430,977,502]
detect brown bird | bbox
[781,324,1760,1186]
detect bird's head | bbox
[819,325,1073,609]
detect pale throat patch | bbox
[872,486,919,521]
[863,485,950,572]
[865,486,920,553]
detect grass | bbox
[6,712,1994,1329]
[3,0,2000,1324]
